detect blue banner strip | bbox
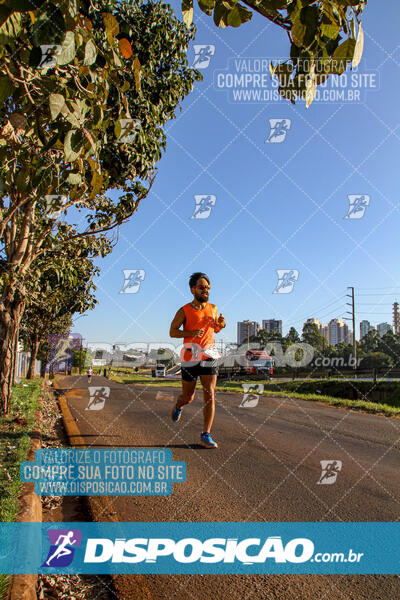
[0,522,399,574]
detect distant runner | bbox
[87,366,93,384]
[169,272,226,448]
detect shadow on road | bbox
[71,440,205,450]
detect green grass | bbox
[109,372,400,417]
[244,389,400,416]
[0,378,42,600]
[219,380,400,416]
[110,372,179,387]
[0,576,8,600]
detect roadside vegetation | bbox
[0,379,42,599]
[108,370,400,417]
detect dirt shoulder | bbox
[37,381,117,600]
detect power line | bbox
[357,303,395,306]
[357,312,392,315]
[290,296,346,325]
[316,306,347,321]
[292,305,347,327]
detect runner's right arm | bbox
[169,307,204,338]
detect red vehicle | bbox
[245,350,274,378]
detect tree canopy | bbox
[301,321,326,352]
[0,0,199,245]
[19,235,104,377]
[0,0,200,412]
[183,0,368,107]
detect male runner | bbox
[169,272,225,448]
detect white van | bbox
[155,364,166,377]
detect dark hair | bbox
[189,272,210,289]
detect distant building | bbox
[305,318,328,341]
[360,320,373,340]
[321,325,329,341]
[92,349,107,367]
[345,329,353,345]
[262,319,282,335]
[377,322,392,337]
[237,320,260,345]
[328,318,350,346]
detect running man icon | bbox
[344,195,370,219]
[86,386,110,410]
[266,118,291,143]
[192,45,215,69]
[120,269,145,294]
[191,195,216,219]
[46,531,77,566]
[273,269,299,294]
[317,460,342,485]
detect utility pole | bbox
[393,302,400,336]
[345,287,357,373]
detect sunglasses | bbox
[197,284,210,290]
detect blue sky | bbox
[72,0,400,347]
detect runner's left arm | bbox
[213,306,226,333]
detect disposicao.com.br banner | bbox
[0,522,398,575]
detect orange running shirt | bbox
[181,302,218,362]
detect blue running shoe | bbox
[170,403,182,423]
[200,432,218,448]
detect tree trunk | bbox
[27,333,39,379]
[40,352,49,378]
[0,296,25,415]
[11,317,21,386]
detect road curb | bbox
[58,395,87,449]
[8,402,42,600]
[57,381,154,600]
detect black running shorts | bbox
[181,359,219,382]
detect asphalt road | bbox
[55,375,400,600]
